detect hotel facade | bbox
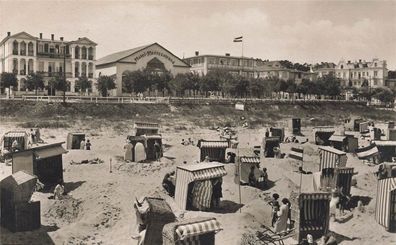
[0,31,97,94]
[183,52,263,78]
[334,59,388,88]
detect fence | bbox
[0,94,369,106]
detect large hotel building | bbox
[0,31,97,94]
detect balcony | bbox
[20,50,26,56]
[28,51,34,56]
[12,69,18,74]
[13,50,18,55]
[88,73,93,78]
[37,52,71,59]
[28,70,34,75]
[81,73,87,77]
[37,71,73,78]
[75,72,80,77]
[88,55,94,60]
[20,70,26,75]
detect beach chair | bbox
[256,224,295,245]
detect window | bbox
[374,63,377,67]
[38,44,44,53]
[38,61,44,72]
[44,43,49,53]
[341,65,343,69]
[374,71,378,77]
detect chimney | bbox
[7,32,10,37]
[39,33,42,39]
[60,37,64,41]
[348,60,351,64]
[51,34,54,40]
[195,51,199,56]
[225,53,230,56]
[359,59,362,63]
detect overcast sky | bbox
[1,0,395,69]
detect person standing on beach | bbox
[268,193,280,227]
[80,139,85,150]
[124,140,133,161]
[85,139,91,150]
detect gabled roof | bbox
[96,44,154,66]
[69,37,97,46]
[0,31,37,46]
[96,42,190,67]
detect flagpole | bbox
[299,152,304,194]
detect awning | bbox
[314,127,335,133]
[373,141,396,146]
[34,145,67,159]
[175,218,222,241]
[5,131,26,138]
[199,141,229,148]
[134,122,160,129]
[337,167,354,174]
[240,156,260,164]
[356,144,379,159]
[145,135,162,140]
[299,192,331,201]
[329,135,346,142]
[319,146,346,155]
[192,166,227,181]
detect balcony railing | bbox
[20,70,26,75]
[81,73,87,77]
[88,73,93,78]
[37,71,73,78]
[13,50,18,55]
[88,55,94,60]
[13,69,18,74]
[37,52,71,59]
[28,70,34,75]
[20,50,26,56]
[75,72,80,77]
[82,54,87,59]
[28,51,34,56]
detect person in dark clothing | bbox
[212,178,223,209]
[248,166,257,187]
[162,171,175,197]
[265,129,270,137]
[268,193,280,227]
[154,141,161,161]
[86,139,91,150]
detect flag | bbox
[356,144,379,159]
[233,36,243,42]
[289,147,304,161]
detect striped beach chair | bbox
[375,177,396,232]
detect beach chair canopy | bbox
[375,177,396,231]
[290,192,331,242]
[318,146,347,171]
[175,162,227,210]
[134,122,160,136]
[0,171,37,203]
[12,142,67,185]
[162,217,222,244]
[198,140,229,162]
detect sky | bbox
[1,0,396,69]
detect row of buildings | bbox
[0,31,391,96]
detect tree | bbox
[372,87,395,104]
[75,76,92,94]
[52,73,68,103]
[315,74,342,96]
[249,78,266,98]
[169,73,189,96]
[96,75,116,97]
[200,70,222,96]
[26,72,44,95]
[0,72,18,91]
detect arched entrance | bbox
[146,57,166,74]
